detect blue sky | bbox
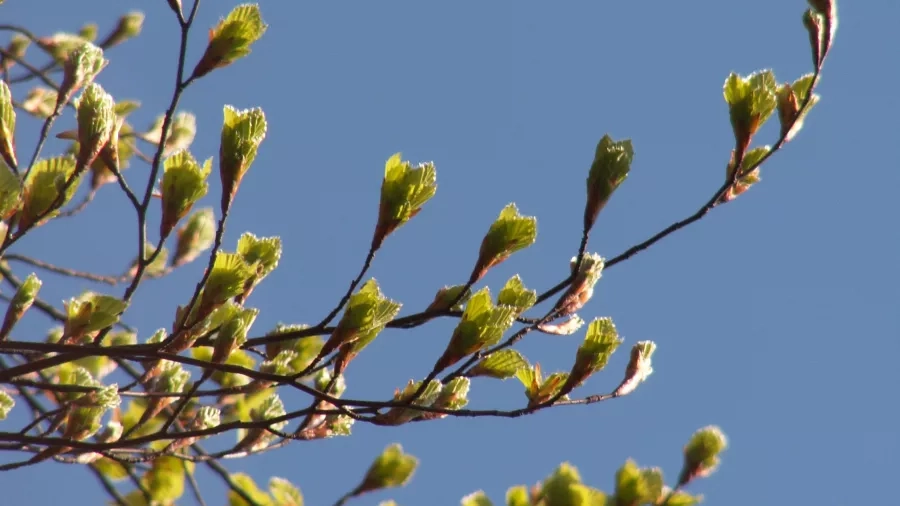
[2,1,897,505]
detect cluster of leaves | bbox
[0,0,837,505]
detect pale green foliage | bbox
[200,251,256,309]
[585,135,633,228]
[573,317,623,378]
[497,275,537,315]
[475,203,537,278]
[74,83,115,161]
[21,155,81,227]
[63,291,129,340]
[683,425,728,476]
[0,391,13,420]
[452,288,518,352]
[0,161,22,218]
[237,232,282,279]
[375,152,438,245]
[160,149,210,234]
[356,444,419,495]
[467,349,530,380]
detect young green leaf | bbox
[0,81,17,170]
[584,135,633,232]
[100,11,144,48]
[497,275,536,315]
[211,304,259,363]
[374,379,443,425]
[461,491,494,506]
[320,279,401,358]
[466,349,530,380]
[777,73,820,142]
[59,42,107,107]
[426,284,472,312]
[353,444,419,497]
[723,145,769,202]
[269,477,303,506]
[662,490,703,506]
[197,251,257,318]
[722,70,777,154]
[173,208,216,267]
[470,203,537,283]
[219,105,267,211]
[613,460,664,506]
[74,83,115,167]
[0,272,41,340]
[553,253,604,317]
[679,425,729,486]
[228,473,274,506]
[0,391,13,420]
[20,155,82,230]
[434,288,518,372]
[236,232,282,300]
[505,486,530,506]
[237,393,287,452]
[372,153,437,250]
[192,4,268,80]
[160,149,211,238]
[565,317,623,391]
[614,340,656,397]
[143,456,187,504]
[21,87,58,118]
[62,292,129,344]
[537,315,586,336]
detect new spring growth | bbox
[169,406,221,451]
[497,275,537,316]
[433,288,517,372]
[777,74,819,142]
[159,150,211,238]
[372,153,437,251]
[553,253,604,318]
[211,303,258,364]
[0,35,30,73]
[723,146,769,202]
[425,284,471,313]
[351,444,419,498]
[0,81,17,170]
[195,251,256,325]
[0,159,22,221]
[172,208,216,267]
[805,0,838,68]
[0,273,41,341]
[61,292,129,345]
[136,361,190,429]
[142,112,197,157]
[722,70,776,161]
[538,462,607,506]
[613,460,665,506]
[466,349,529,380]
[235,232,282,302]
[236,393,287,452]
[0,392,13,421]
[470,203,537,284]
[19,156,81,230]
[614,341,656,397]
[318,279,401,360]
[58,42,107,112]
[192,4,268,80]
[678,426,728,486]
[99,12,144,48]
[374,379,442,426]
[584,135,633,233]
[516,363,570,407]
[74,83,115,168]
[418,377,470,421]
[218,106,267,213]
[562,317,622,395]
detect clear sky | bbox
[2,1,897,505]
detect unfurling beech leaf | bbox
[236,393,287,452]
[79,24,98,42]
[678,425,728,486]
[426,284,472,312]
[127,241,168,278]
[74,83,115,167]
[434,288,518,372]
[420,376,470,420]
[539,462,607,506]
[314,368,346,397]
[100,11,144,48]
[462,491,494,506]
[263,323,324,374]
[141,111,197,156]
[584,134,633,232]
[228,473,273,506]
[0,272,41,340]
[269,477,303,506]
[613,459,664,506]
[505,486,530,506]
[0,391,13,420]
[777,73,820,142]
[470,203,537,283]
[466,349,530,379]
[236,232,282,300]
[196,251,256,319]
[352,444,419,497]
[62,379,120,441]
[723,145,769,202]
[59,42,107,108]
[319,279,401,361]
[142,456,186,504]
[374,379,443,425]
[0,81,17,170]
[0,35,30,72]
[537,315,586,336]
[722,70,777,155]
[22,87,58,118]
[20,155,82,230]
[663,490,703,506]
[564,317,623,393]
[517,363,570,407]
[804,0,838,68]
[372,152,437,250]
[553,253,605,317]
[219,105,267,211]
[497,275,536,315]
[192,3,268,80]
[173,208,216,267]
[61,292,129,344]
[159,149,211,238]
[614,341,656,397]
[211,303,258,364]
[0,162,21,220]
